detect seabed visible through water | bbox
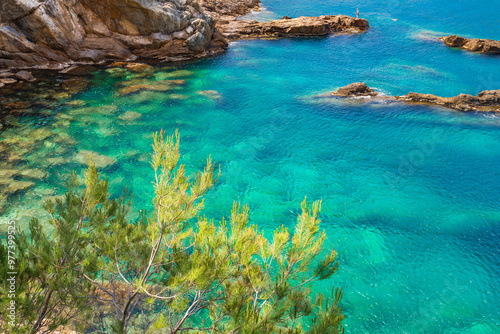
[1,0,500,333]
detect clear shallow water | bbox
[2,0,500,333]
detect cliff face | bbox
[0,0,227,69]
[0,0,370,73]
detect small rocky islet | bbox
[1,0,499,217]
[0,0,373,217]
[440,35,500,54]
[315,82,500,112]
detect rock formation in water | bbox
[324,83,500,112]
[218,15,369,40]
[0,0,228,69]
[199,0,369,40]
[331,82,377,97]
[440,35,500,54]
[0,0,370,73]
[396,90,500,112]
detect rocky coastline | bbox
[0,0,369,87]
[440,35,500,54]
[318,83,500,112]
[0,0,228,69]
[218,15,369,40]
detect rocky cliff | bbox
[0,0,371,72]
[0,0,228,69]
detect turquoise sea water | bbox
[1,0,500,332]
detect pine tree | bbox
[1,130,344,333]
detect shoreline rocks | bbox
[440,35,500,54]
[0,0,370,79]
[217,15,369,40]
[0,0,227,71]
[322,83,500,112]
[396,90,500,112]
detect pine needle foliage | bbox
[1,130,345,334]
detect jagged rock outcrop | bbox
[332,82,377,97]
[0,0,370,80]
[217,15,369,40]
[199,0,260,18]
[440,35,500,54]
[396,90,500,112]
[320,83,500,112]
[200,0,370,40]
[0,0,228,69]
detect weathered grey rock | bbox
[0,0,226,69]
[440,35,500,54]
[15,70,36,82]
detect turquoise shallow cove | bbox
[1,0,500,332]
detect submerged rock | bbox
[4,101,31,109]
[167,94,189,99]
[196,90,222,99]
[118,111,142,121]
[20,169,47,179]
[65,100,87,107]
[46,157,67,165]
[156,70,195,79]
[74,150,117,168]
[9,108,33,115]
[125,63,154,73]
[118,84,172,95]
[440,35,500,54]
[62,77,91,94]
[30,128,54,142]
[4,180,36,194]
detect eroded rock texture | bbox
[440,35,500,54]
[218,15,369,40]
[396,90,500,112]
[0,0,227,69]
